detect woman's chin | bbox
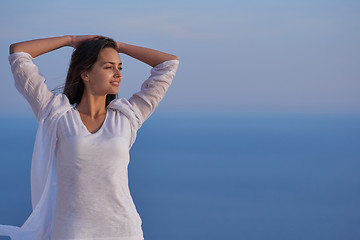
[107,88,119,95]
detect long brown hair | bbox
[64,37,117,106]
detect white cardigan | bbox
[0,52,178,240]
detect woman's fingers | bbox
[70,35,106,48]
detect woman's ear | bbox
[81,72,89,82]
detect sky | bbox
[0,0,359,115]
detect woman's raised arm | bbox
[116,42,178,67]
[110,42,179,133]
[9,35,100,58]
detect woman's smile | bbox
[110,80,120,87]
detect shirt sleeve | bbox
[128,59,179,127]
[107,59,179,149]
[9,52,54,121]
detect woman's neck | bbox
[76,91,107,119]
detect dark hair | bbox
[64,37,117,106]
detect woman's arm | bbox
[8,35,100,121]
[116,42,179,130]
[9,35,100,58]
[116,42,178,67]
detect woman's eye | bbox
[104,66,122,70]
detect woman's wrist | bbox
[115,41,127,53]
[64,35,74,47]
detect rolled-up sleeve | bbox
[107,59,179,148]
[9,52,53,121]
[128,59,179,126]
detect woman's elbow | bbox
[9,43,17,54]
[171,55,179,61]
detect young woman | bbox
[0,35,179,240]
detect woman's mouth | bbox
[110,81,120,87]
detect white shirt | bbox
[0,52,179,240]
[51,106,142,239]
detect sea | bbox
[0,112,359,240]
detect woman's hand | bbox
[68,35,104,48]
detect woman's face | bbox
[82,47,122,96]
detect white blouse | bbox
[51,106,142,240]
[0,51,179,240]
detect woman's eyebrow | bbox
[102,61,122,65]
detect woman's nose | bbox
[114,69,121,78]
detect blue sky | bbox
[0,0,359,115]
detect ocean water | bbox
[0,112,359,240]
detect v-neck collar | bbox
[73,104,108,135]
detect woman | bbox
[0,35,179,240]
